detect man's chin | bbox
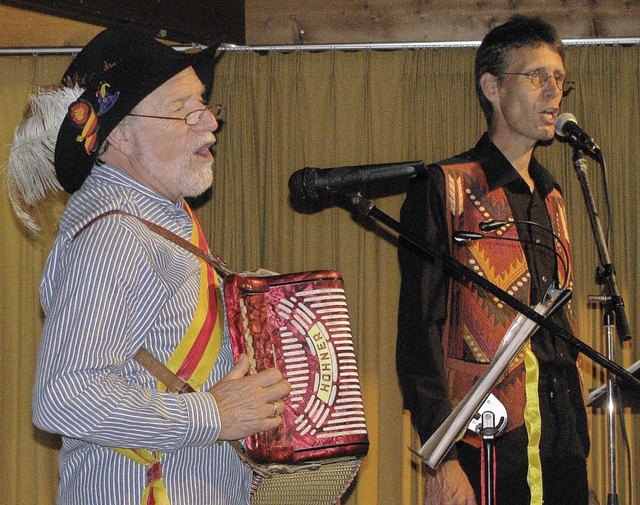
[182,165,213,198]
[535,127,555,147]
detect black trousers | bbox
[458,442,589,505]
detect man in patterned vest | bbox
[397,15,592,505]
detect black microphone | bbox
[288,161,426,206]
[554,113,602,158]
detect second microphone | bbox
[288,161,427,207]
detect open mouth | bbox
[193,134,216,159]
[196,144,213,159]
[541,108,558,123]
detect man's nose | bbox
[543,75,563,97]
[199,107,219,131]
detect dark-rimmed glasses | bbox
[127,104,223,126]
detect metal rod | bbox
[605,322,618,505]
[572,151,631,342]
[0,44,201,56]
[344,192,640,389]
[1,37,639,56]
[220,37,640,51]
[605,313,620,505]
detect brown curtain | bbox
[1,44,639,505]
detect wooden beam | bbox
[0,4,103,47]
[0,0,245,45]
[2,0,639,49]
[245,0,640,45]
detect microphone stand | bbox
[339,191,640,391]
[601,300,619,505]
[573,148,631,505]
[572,149,632,343]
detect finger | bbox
[273,399,285,415]
[263,378,292,402]
[270,399,287,417]
[265,401,279,419]
[260,414,284,432]
[222,353,250,381]
[252,366,286,387]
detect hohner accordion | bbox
[223,270,369,504]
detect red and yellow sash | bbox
[113,204,225,505]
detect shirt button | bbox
[542,275,548,283]
[535,239,541,244]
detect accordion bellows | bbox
[223,270,370,463]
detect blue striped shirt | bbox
[33,163,252,504]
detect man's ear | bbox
[480,72,500,104]
[106,122,134,156]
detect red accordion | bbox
[223,270,370,464]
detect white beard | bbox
[180,159,214,198]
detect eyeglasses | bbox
[501,69,575,95]
[127,104,223,126]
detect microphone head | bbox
[453,231,484,244]
[288,168,333,213]
[288,168,318,203]
[479,219,508,232]
[554,112,577,137]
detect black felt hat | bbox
[54,26,220,193]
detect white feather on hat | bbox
[6,85,83,232]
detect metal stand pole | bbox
[590,293,621,505]
[480,411,499,505]
[603,307,620,505]
[467,394,507,505]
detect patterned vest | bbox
[440,160,577,447]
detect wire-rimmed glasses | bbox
[502,69,575,96]
[127,104,223,126]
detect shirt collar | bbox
[92,161,185,210]
[470,133,562,198]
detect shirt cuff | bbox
[179,391,222,447]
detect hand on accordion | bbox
[208,353,291,441]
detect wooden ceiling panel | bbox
[245,0,640,45]
[0,0,639,49]
[0,0,244,45]
[0,4,102,47]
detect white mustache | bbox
[191,134,216,152]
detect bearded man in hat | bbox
[8,27,290,505]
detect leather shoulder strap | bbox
[73,209,235,276]
[134,348,195,394]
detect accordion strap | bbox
[134,348,195,394]
[74,209,236,277]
